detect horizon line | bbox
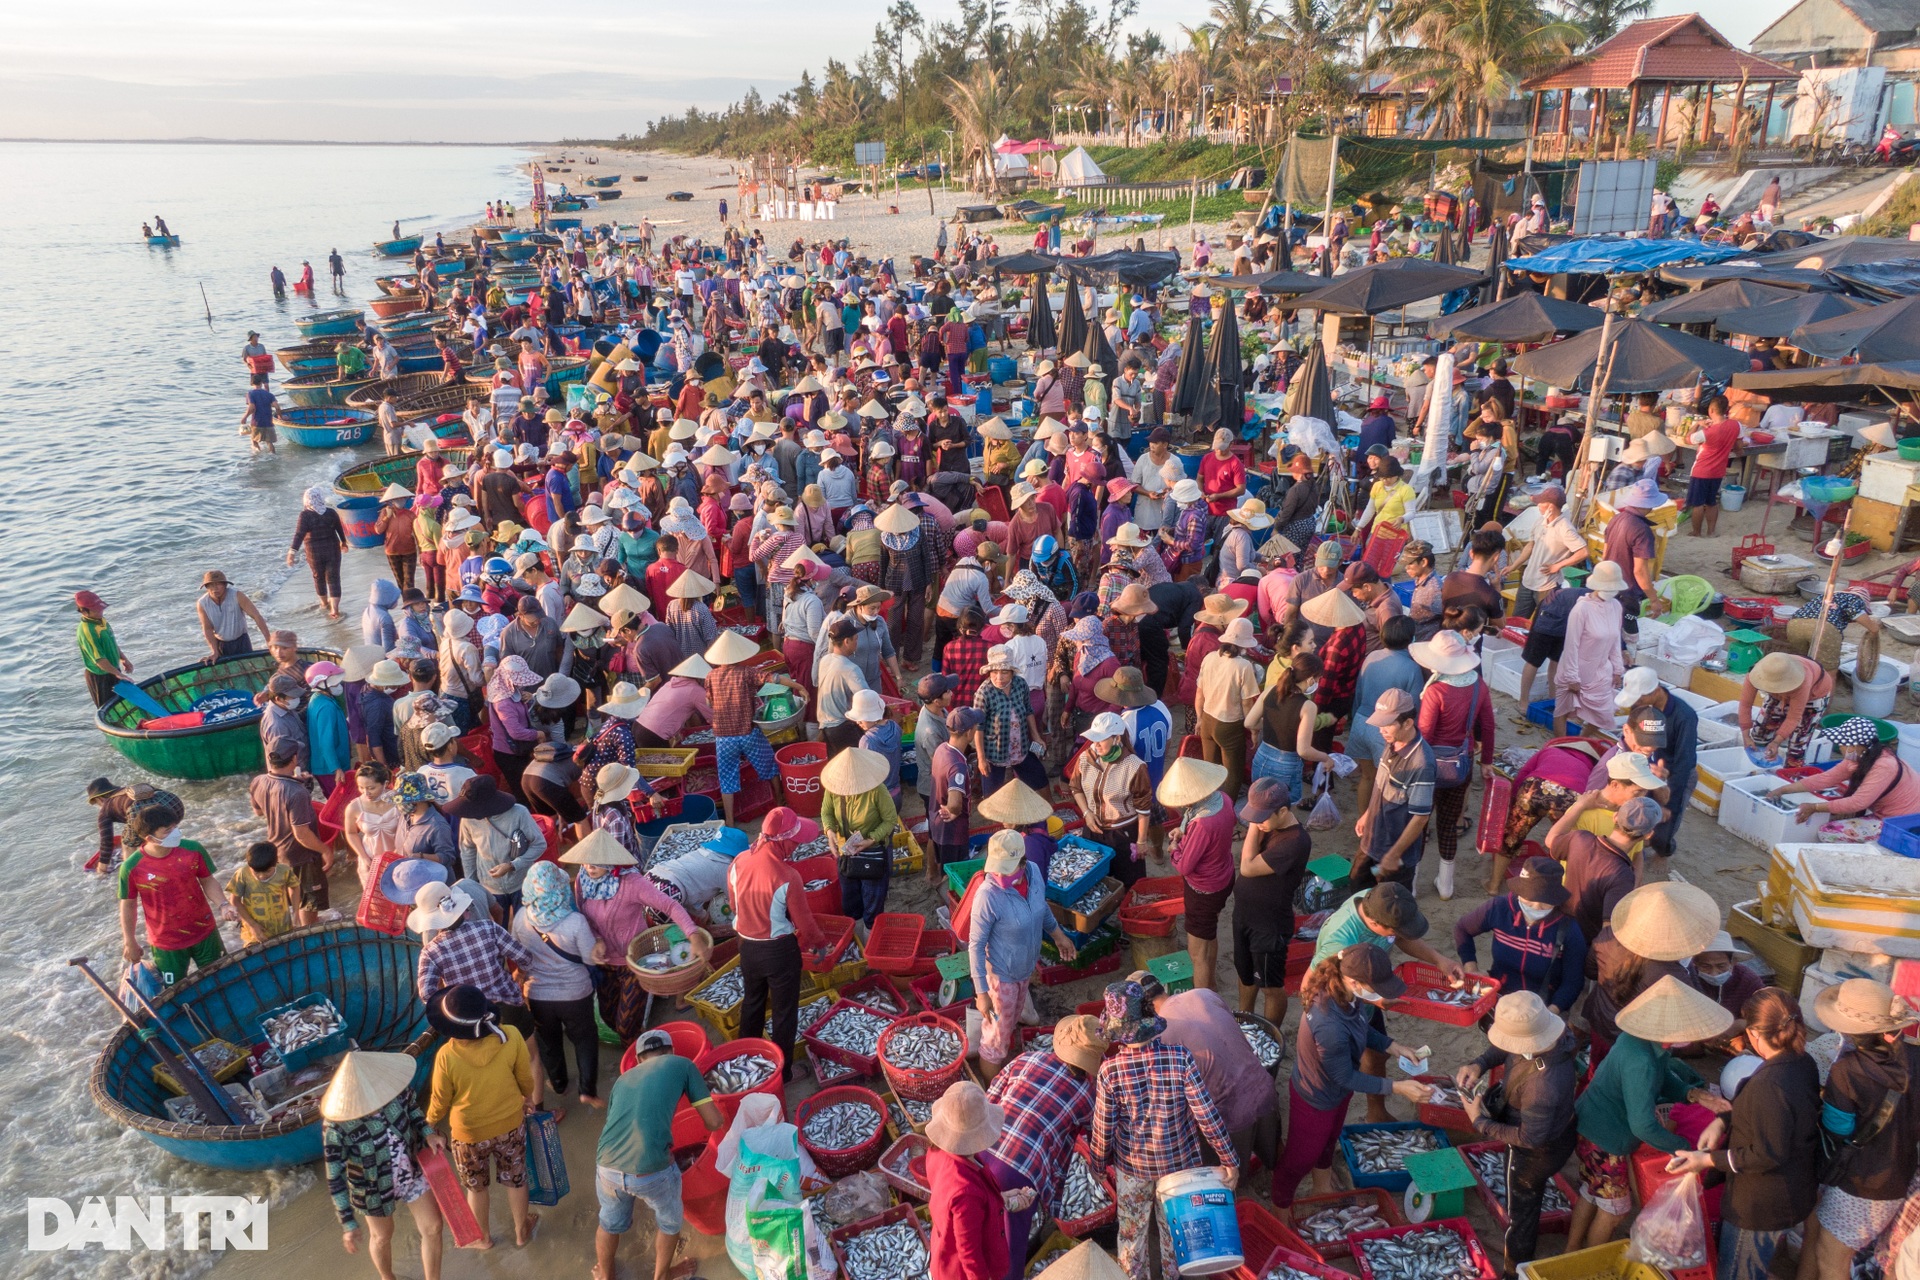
[0,136,575,147]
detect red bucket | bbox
[693,1037,786,1107]
[618,1019,711,1074]
[775,741,830,818]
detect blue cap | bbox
[703,828,751,859]
[456,584,485,604]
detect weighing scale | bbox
[1725,629,1770,675]
[1401,1147,1477,1222]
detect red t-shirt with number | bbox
[117,840,217,951]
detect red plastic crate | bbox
[1035,949,1122,987]
[1386,963,1501,1026]
[802,998,901,1075]
[1241,1247,1348,1280]
[804,914,857,974]
[900,927,956,979]
[1350,1220,1496,1280]
[878,1132,931,1201]
[1459,1140,1575,1233]
[793,854,841,917]
[1286,1188,1405,1259]
[1049,1138,1116,1236]
[1730,534,1774,576]
[1237,1198,1325,1269]
[910,971,969,1021]
[838,973,914,1018]
[828,1205,930,1278]
[1476,774,1513,856]
[863,912,927,976]
[1126,876,1184,920]
[1849,579,1895,600]
[1723,597,1779,623]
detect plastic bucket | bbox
[1156,1167,1243,1275]
[1176,447,1207,478]
[338,494,383,549]
[1853,662,1901,718]
[975,387,994,416]
[618,1019,711,1073]
[1720,484,1747,512]
[774,741,830,818]
[988,355,1017,385]
[1130,429,1152,457]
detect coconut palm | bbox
[1269,0,1363,133]
[944,65,1011,194]
[1386,0,1579,135]
[1169,26,1222,137]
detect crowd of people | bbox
[80,208,1920,1280]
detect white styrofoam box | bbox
[1802,963,1842,1034]
[1695,745,1771,817]
[1640,651,1695,689]
[1484,646,1525,700]
[1667,686,1719,715]
[1900,723,1920,774]
[1791,848,1920,959]
[1720,772,1830,849]
[1836,413,1890,443]
[1816,947,1896,982]
[1696,701,1744,748]
[1862,455,1920,505]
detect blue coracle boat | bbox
[293,309,365,339]
[89,924,434,1171]
[274,406,378,448]
[147,234,182,247]
[373,235,423,256]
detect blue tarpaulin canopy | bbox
[1504,237,1749,276]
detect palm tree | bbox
[1269,0,1362,134]
[1170,26,1222,137]
[945,65,1010,193]
[1208,0,1273,137]
[1386,0,1579,135]
[1560,0,1651,48]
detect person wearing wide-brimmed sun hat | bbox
[820,746,899,931]
[563,827,702,1043]
[1091,979,1239,1280]
[1160,757,1237,988]
[981,1017,1107,1278]
[424,983,542,1249]
[1453,991,1581,1278]
[1301,586,1368,746]
[482,653,546,796]
[1194,614,1263,797]
[924,1080,1016,1280]
[1170,592,1244,730]
[969,830,1080,1077]
[1551,559,1627,738]
[320,1051,446,1280]
[1802,979,1920,1280]
[1768,715,1920,841]
[1740,650,1836,769]
[1638,986,1821,1280]
[702,629,794,826]
[1410,628,1495,901]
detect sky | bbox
[0,0,1791,143]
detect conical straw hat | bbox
[705,629,761,665]
[821,747,890,796]
[560,603,609,633]
[559,826,639,868]
[600,582,648,618]
[1615,974,1735,1044]
[1610,881,1720,961]
[1157,757,1228,807]
[320,1051,417,1122]
[1037,1242,1132,1280]
[977,779,1053,826]
[667,571,716,599]
[1300,588,1365,630]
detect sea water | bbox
[0,141,530,1276]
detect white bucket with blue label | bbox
[1156,1167,1242,1275]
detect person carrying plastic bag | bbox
[718,1093,833,1280]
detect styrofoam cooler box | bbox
[1791,847,1920,958]
[1816,947,1897,983]
[1801,963,1842,1034]
[1666,686,1720,715]
[1720,773,1829,849]
[1638,648,1695,689]
[1693,746,1770,818]
[1483,639,1524,700]
[1697,701,1743,748]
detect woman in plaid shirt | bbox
[1159,480,1209,581]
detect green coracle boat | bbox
[95,649,340,780]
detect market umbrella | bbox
[1478,222,1510,305]
[1209,271,1327,296]
[1637,279,1799,325]
[1793,293,1920,361]
[1281,259,1486,315]
[1758,235,1920,271]
[1058,274,1089,358]
[1027,270,1058,353]
[1082,308,1120,382]
[1824,261,1920,300]
[1714,291,1871,340]
[1168,304,1208,418]
[1190,295,1244,434]
[1733,359,1920,401]
[1511,317,1752,392]
[1659,263,1834,290]
[1433,224,1457,266]
[979,251,1060,275]
[1425,292,1607,343]
[1283,338,1336,426]
[1276,230,1295,272]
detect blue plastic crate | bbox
[257,993,351,1073]
[1525,699,1583,735]
[1338,1121,1452,1191]
[1881,814,1920,859]
[1392,580,1415,606]
[1044,835,1115,907]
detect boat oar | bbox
[68,958,247,1126]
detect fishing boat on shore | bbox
[284,370,378,409]
[372,235,423,256]
[491,240,538,262]
[585,174,621,188]
[273,406,378,448]
[595,189,623,200]
[368,293,429,319]
[95,648,339,779]
[147,234,182,247]
[273,337,347,373]
[293,309,365,339]
[89,924,433,1171]
[334,448,474,498]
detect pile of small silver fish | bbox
[885,1100,914,1132]
[882,1024,961,1072]
[1051,1150,1111,1220]
[1298,1202,1390,1244]
[1464,1147,1570,1216]
[696,967,745,1011]
[636,950,687,972]
[841,1220,930,1280]
[790,834,833,861]
[1356,1229,1479,1280]
[844,938,865,962]
[802,1100,882,1151]
[900,1096,933,1126]
[1027,1033,1054,1052]
[1346,1126,1442,1173]
[798,994,834,1029]
[645,820,724,870]
[1410,986,1482,1008]
[803,878,834,891]
[164,1085,270,1127]
[852,985,906,1015]
[815,1056,860,1085]
[681,728,716,745]
[1760,792,1804,814]
[706,1054,779,1094]
[815,1006,895,1057]
[1068,877,1122,916]
[262,1000,342,1055]
[1048,845,1103,889]
[1239,1020,1283,1069]
[1265,1262,1325,1280]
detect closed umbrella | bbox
[1511,317,1751,392]
[1283,338,1336,426]
[1281,259,1485,315]
[1169,305,1208,418]
[1027,269,1057,353]
[1058,274,1089,357]
[1478,222,1509,305]
[1277,228,1295,273]
[1082,307,1119,382]
[1190,298,1244,434]
[1433,225,1457,266]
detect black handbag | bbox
[840,845,892,882]
[1431,679,1484,789]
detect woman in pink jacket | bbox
[561,828,703,1042]
[1553,561,1627,738]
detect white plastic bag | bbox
[1328,753,1358,779]
[1307,790,1342,831]
[1627,1171,1708,1271]
[1657,615,1727,666]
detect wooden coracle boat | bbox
[294,309,365,339]
[333,448,473,499]
[368,293,430,319]
[274,406,378,448]
[284,370,379,409]
[585,174,621,188]
[373,235,423,256]
[95,648,339,779]
[345,372,441,411]
[89,923,433,1170]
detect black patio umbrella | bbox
[1659,263,1834,290]
[1210,271,1327,296]
[1426,292,1608,344]
[1169,304,1209,418]
[978,251,1060,275]
[1281,259,1486,315]
[1637,279,1800,325]
[1715,291,1872,340]
[1826,260,1920,301]
[1276,230,1295,272]
[1511,317,1752,392]
[1191,294,1244,434]
[1058,274,1089,357]
[1478,222,1510,305]
[1082,308,1120,382]
[1283,338,1336,425]
[1027,269,1058,353]
[1433,225,1457,266]
[1758,235,1920,271]
[1793,293,1920,361]
[1734,360,1920,401]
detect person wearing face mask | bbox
[1673,931,1766,1058]
[117,802,226,983]
[1453,857,1587,1017]
[1582,878,1716,1070]
[1070,713,1152,887]
[1456,992,1582,1280]
[1271,944,1434,1207]
[260,673,311,774]
[968,831,1079,1080]
[1768,716,1920,841]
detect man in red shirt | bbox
[1198,428,1246,520]
[1684,394,1741,538]
[645,533,689,619]
[726,806,828,1081]
[939,313,970,397]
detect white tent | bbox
[1055,146,1108,187]
[993,151,1031,178]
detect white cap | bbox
[1615,666,1661,710]
[1080,711,1127,742]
